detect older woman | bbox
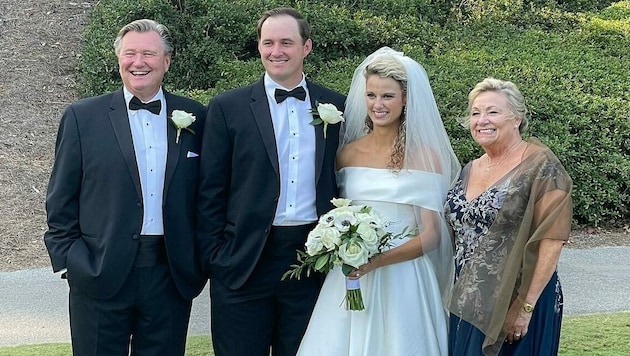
[445,78,573,356]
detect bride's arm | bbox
[349,209,439,278]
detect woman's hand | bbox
[348,255,383,280]
[503,299,533,344]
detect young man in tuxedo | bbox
[197,7,346,356]
[44,19,206,355]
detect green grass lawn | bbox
[1,312,628,355]
[0,336,214,356]
[559,312,630,355]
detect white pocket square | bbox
[186,151,200,158]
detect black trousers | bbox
[210,225,323,356]
[69,236,192,356]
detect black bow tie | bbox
[129,96,161,115]
[274,87,306,103]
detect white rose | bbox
[355,222,379,253]
[338,240,369,268]
[336,205,361,214]
[319,226,342,251]
[331,198,351,208]
[316,103,344,125]
[354,212,374,225]
[311,102,344,139]
[171,110,196,143]
[171,110,196,129]
[305,229,324,256]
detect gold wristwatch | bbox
[522,301,534,313]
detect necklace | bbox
[484,140,524,172]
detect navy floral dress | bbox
[446,171,563,356]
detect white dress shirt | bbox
[124,87,167,235]
[264,73,318,226]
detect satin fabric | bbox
[297,167,448,356]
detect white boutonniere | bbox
[170,110,196,144]
[309,102,344,139]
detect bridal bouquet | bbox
[283,198,404,310]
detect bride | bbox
[297,47,461,355]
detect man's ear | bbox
[164,54,171,72]
[303,38,313,58]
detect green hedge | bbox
[425,18,630,226]
[78,0,630,227]
[79,0,446,96]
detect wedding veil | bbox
[340,47,461,305]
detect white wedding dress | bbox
[297,167,448,356]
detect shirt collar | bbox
[264,73,307,99]
[123,87,165,108]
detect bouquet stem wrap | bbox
[345,277,365,310]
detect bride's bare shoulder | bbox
[337,137,370,169]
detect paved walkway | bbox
[1,247,629,347]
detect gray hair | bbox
[114,19,174,56]
[467,77,529,133]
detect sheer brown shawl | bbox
[448,138,573,355]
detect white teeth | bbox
[479,129,495,133]
[131,71,149,76]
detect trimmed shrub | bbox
[79,0,443,96]
[425,22,630,226]
[78,0,630,226]
[79,0,182,96]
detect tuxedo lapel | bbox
[109,89,142,201]
[251,80,280,176]
[164,93,182,194]
[307,82,327,184]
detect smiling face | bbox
[117,30,170,101]
[365,74,406,130]
[469,90,522,150]
[257,14,312,88]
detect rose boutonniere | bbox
[309,102,344,139]
[170,110,196,144]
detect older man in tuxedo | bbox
[44,19,206,355]
[196,7,346,356]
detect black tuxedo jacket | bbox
[44,88,207,300]
[197,78,346,289]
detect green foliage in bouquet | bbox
[282,198,412,310]
[282,201,399,281]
